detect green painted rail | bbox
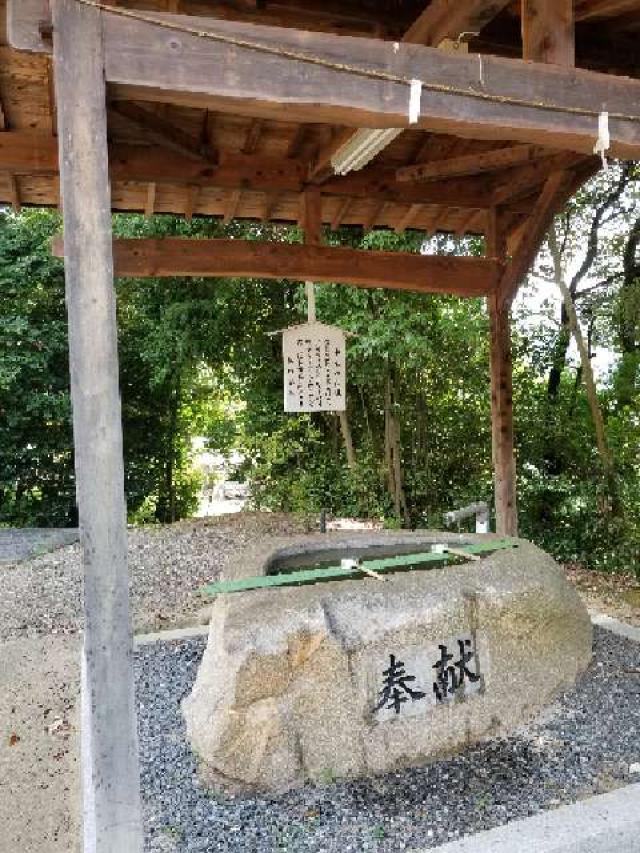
[200,538,518,597]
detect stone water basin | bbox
[183,531,592,792]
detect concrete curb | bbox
[589,610,640,643]
[416,783,640,853]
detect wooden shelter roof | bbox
[1,1,640,241]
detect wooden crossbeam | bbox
[0,131,492,210]
[51,236,500,297]
[10,5,640,158]
[396,145,547,183]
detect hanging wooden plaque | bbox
[283,321,346,412]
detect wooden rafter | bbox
[575,0,640,21]
[242,118,264,155]
[223,188,242,223]
[185,184,199,222]
[330,198,351,231]
[395,203,422,234]
[144,182,156,217]
[109,100,215,162]
[490,152,590,205]
[362,201,386,231]
[6,172,21,211]
[46,57,57,136]
[51,236,500,297]
[261,191,279,222]
[403,0,512,46]
[396,145,548,183]
[421,206,443,237]
[522,0,575,66]
[286,124,307,158]
[0,131,493,210]
[456,210,477,236]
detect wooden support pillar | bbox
[487,211,518,536]
[51,1,143,851]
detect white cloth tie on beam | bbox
[594,111,610,169]
[409,79,423,124]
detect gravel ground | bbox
[0,514,313,640]
[136,627,640,853]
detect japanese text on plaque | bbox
[282,322,346,413]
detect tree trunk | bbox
[548,227,614,478]
[384,370,410,527]
[337,410,357,469]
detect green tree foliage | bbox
[0,210,74,525]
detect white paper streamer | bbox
[409,79,423,124]
[594,111,610,169]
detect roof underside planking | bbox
[2,0,640,301]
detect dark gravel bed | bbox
[136,627,640,853]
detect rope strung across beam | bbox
[70,0,640,126]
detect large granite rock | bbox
[183,531,592,792]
